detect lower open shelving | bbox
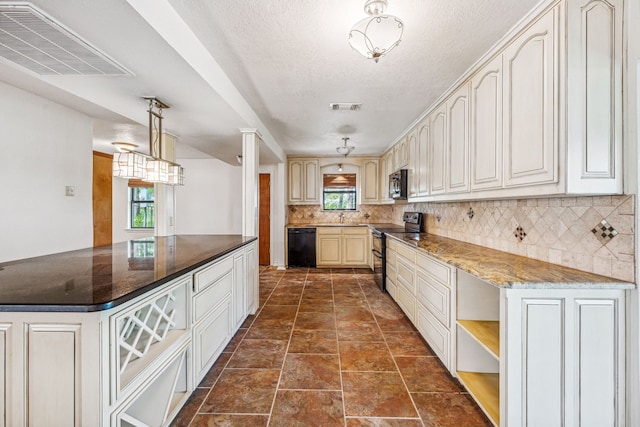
[457,371,499,426]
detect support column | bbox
[241,129,260,237]
[155,133,177,237]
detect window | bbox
[323,173,356,210]
[129,184,154,229]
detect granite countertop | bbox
[0,235,257,312]
[386,232,634,290]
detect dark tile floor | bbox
[171,267,492,427]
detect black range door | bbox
[371,230,385,291]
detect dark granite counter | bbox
[0,235,257,312]
[386,232,634,289]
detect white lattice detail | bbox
[118,291,177,375]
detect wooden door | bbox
[259,174,271,265]
[92,151,112,247]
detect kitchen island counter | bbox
[0,234,257,311]
[386,232,634,289]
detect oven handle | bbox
[371,230,383,238]
[371,249,383,259]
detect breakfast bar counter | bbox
[0,234,256,311]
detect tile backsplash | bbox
[288,195,635,282]
[393,195,635,282]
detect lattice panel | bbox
[117,291,176,375]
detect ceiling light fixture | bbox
[336,137,355,157]
[112,97,184,185]
[338,163,343,172]
[348,0,404,63]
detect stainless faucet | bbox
[339,212,345,223]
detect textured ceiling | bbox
[0,0,541,163]
[169,0,540,157]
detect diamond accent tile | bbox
[514,226,527,242]
[591,219,618,245]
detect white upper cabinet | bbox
[471,55,503,190]
[288,159,319,204]
[430,103,447,195]
[446,82,470,193]
[407,130,418,198]
[361,159,380,204]
[566,0,623,194]
[503,7,559,188]
[397,137,409,170]
[416,117,430,197]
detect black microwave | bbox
[389,169,408,200]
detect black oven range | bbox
[370,212,425,292]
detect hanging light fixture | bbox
[111,97,184,185]
[336,137,355,157]
[348,0,404,63]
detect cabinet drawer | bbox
[395,243,416,263]
[193,270,233,322]
[343,226,368,235]
[396,256,415,293]
[317,227,342,235]
[396,283,416,321]
[416,302,450,370]
[416,253,451,287]
[386,263,396,283]
[193,256,234,293]
[386,249,396,266]
[416,270,450,327]
[386,278,397,300]
[193,298,232,383]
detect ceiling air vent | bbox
[329,103,362,111]
[0,3,132,76]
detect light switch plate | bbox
[65,186,75,197]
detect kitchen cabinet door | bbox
[397,138,408,169]
[232,250,246,329]
[416,117,430,196]
[288,159,319,204]
[407,129,418,198]
[245,241,258,315]
[317,236,341,266]
[503,7,558,188]
[566,0,623,194]
[430,103,447,195]
[361,159,379,204]
[471,55,503,190]
[446,82,470,193]
[343,234,368,265]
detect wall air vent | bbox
[0,3,132,76]
[329,103,362,111]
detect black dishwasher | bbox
[287,227,316,267]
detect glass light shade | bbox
[113,152,146,179]
[348,14,404,63]
[145,159,170,183]
[168,164,184,186]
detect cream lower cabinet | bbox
[317,227,370,267]
[388,238,627,427]
[0,243,255,427]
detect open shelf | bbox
[457,320,499,358]
[457,371,499,426]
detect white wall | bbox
[0,82,93,262]
[174,158,242,234]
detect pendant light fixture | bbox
[111,97,184,185]
[348,0,404,63]
[336,137,355,157]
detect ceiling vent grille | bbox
[0,3,132,76]
[329,103,362,111]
